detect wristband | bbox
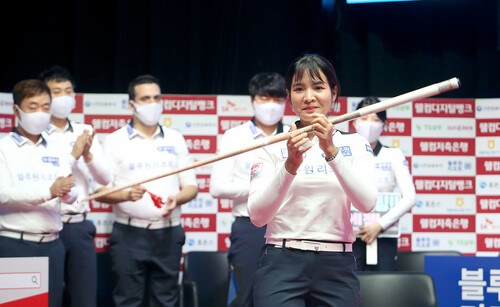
[325,149,339,162]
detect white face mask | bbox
[253,101,286,126]
[15,105,51,135]
[51,95,76,119]
[355,121,384,143]
[132,101,163,126]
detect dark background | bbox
[1,0,499,98]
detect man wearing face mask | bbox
[94,74,198,307]
[352,96,416,271]
[210,72,288,307]
[0,79,78,307]
[38,66,111,307]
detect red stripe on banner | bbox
[218,233,231,251]
[94,233,110,252]
[0,114,14,133]
[1,292,48,307]
[89,200,113,213]
[218,199,232,213]
[477,196,500,213]
[413,138,475,156]
[196,175,210,193]
[181,214,217,232]
[412,98,475,118]
[398,234,412,251]
[476,119,500,136]
[413,176,475,194]
[476,234,500,252]
[84,115,129,134]
[476,157,500,175]
[413,214,475,232]
[73,94,83,113]
[161,95,217,114]
[184,135,217,154]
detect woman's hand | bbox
[284,122,312,175]
[310,113,337,159]
[356,222,383,244]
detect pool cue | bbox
[80,77,460,203]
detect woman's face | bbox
[288,70,337,125]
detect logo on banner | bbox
[162,117,172,127]
[392,139,400,148]
[488,140,495,149]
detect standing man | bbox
[0,79,78,307]
[39,66,112,307]
[210,72,288,307]
[95,74,198,307]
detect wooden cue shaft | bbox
[81,77,460,202]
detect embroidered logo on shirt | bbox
[250,162,263,181]
[42,156,60,166]
[365,144,374,154]
[339,146,352,157]
[157,146,175,154]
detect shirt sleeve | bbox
[85,136,112,185]
[176,134,197,188]
[377,150,416,230]
[0,150,52,206]
[209,130,250,200]
[328,137,378,213]
[247,147,296,227]
[94,134,117,190]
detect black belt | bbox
[235,216,251,221]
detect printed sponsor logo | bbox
[181,214,217,232]
[477,196,500,213]
[476,119,500,136]
[411,156,475,176]
[218,95,252,116]
[41,156,59,166]
[83,94,129,115]
[476,234,500,252]
[89,200,113,213]
[475,98,500,119]
[250,162,263,181]
[398,234,412,251]
[216,212,234,233]
[476,157,500,175]
[413,138,475,156]
[0,114,14,132]
[182,232,218,253]
[413,194,476,214]
[218,199,233,213]
[84,115,129,133]
[184,135,217,154]
[94,234,110,252]
[218,116,252,134]
[411,233,477,254]
[218,233,231,251]
[412,118,475,138]
[183,194,217,214]
[414,176,475,194]
[162,95,217,114]
[413,98,475,117]
[476,213,500,234]
[476,175,500,195]
[413,214,475,232]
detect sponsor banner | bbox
[476,213,500,234]
[331,97,348,117]
[413,98,475,118]
[476,234,500,252]
[347,97,412,118]
[476,118,500,136]
[218,233,231,251]
[161,114,218,135]
[0,92,13,113]
[413,194,476,215]
[413,214,475,232]
[89,200,113,213]
[476,157,500,175]
[184,135,217,154]
[94,233,110,252]
[73,94,84,113]
[196,174,210,193]
[414,176,475,194]
[191,153,214,175]
[181,213,217,232]
[477,196,500,213]
[183,232,218,253]
[378,136,413,156]
[83,93,129,115]
[218,116,252,134]
[475,98,500,119]
[411,156,475,176]
[476,175,500,195]
[413,137,475,156]
[476,137,500,157]
[84,115,129,134]
[218,199,233,213]
[216,212,234,233]
[217,95,252,116]
[412,118,475,138]
[182,194,217,214]
[411,232,477,254]
[398,213,413,234]
[0,114,14,132]
[351,192,401,238]
[397,233,412,251]
[87,212,115,234]
[162,95,217,115]
[67,113,84,124]
[348,118,411,136]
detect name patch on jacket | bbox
[339,146,352,157]
[250,162,263,181]
[42,156,60,166]
[157,146,175,154]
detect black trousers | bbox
[353,237,398,271]
[60,220,97,307]
[109,223,185,307]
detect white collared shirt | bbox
[209,120,289,217]
[43,120,111,214]
[248,130,378,243]
[98,122,197,221]
[0,130,77,233]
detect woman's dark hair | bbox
[248,72,286,100]
[355,96,387,123]
[285,53,340,102]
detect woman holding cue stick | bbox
[247,53,378,306]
